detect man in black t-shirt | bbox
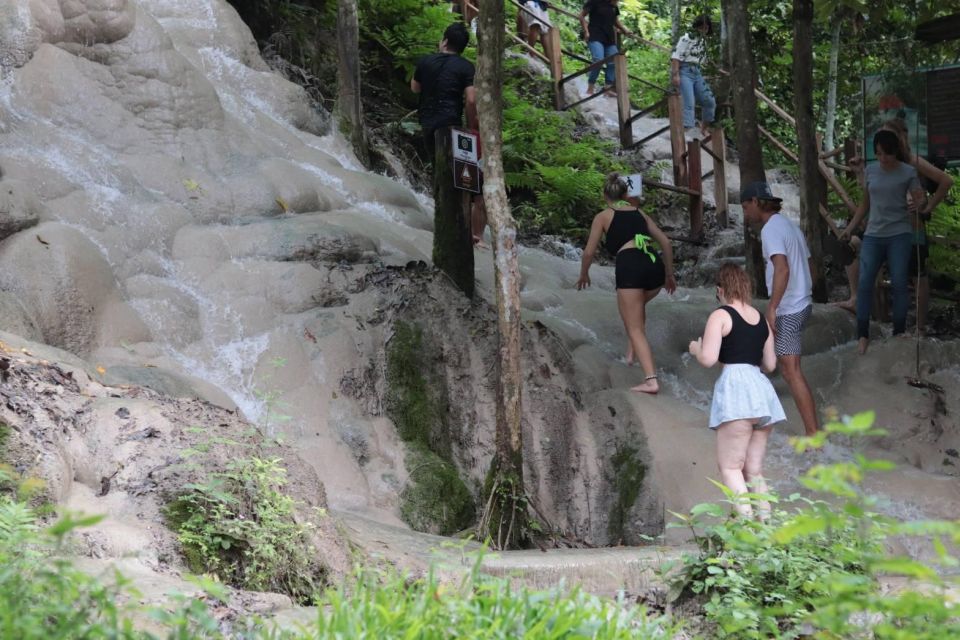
[412,23,487,245]
[411,22,477,153]
[579,0,634,96]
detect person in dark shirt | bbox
[411,23,487,244]
[578,0,634,97]
[411,22,477,152]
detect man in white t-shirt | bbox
[742,181,819,436]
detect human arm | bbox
[579,8,589,41]
[410,78,421,94]
[689,308,728,368]
[841,190,869,240]
[765,254,789,331]
[615,18,633,38]
[916,157,954,217]
[576,211,607,289]
[761,321,777,373]
[464,85,478,131]
[643,213,677,294]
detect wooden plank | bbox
[507,32,550,63]
[758,125,798,163]
[544,24,564,110]
[688,138,704,238]
[823,160,852,172]
[711,127,728,227]
[626,96,667,125]
[819,147,843,159]
[641,177,701,197]
[559,53,618,86]
[818,158,858,214]
[615,53,632,148]
[561,89,607,111]
[817,203,842,238]
[629,124,671,148]
[755,89,796,127]
[668,93,687,187]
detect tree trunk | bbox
[336,0,369,166]
[721,0,766,295]
[476,0,527,550]
[793,0,827,302]
[823,19,841,153]
[671,0,681,44]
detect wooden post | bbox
[711,127,728,226]
[614,52,632,148]
[688,138,703,239]
[667,93,687,186]
[843,137,858,180]
[544,25,564,110]
[432,127,475,298]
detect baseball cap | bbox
[740,181,783,203]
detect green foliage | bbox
[165,457,325,604]
[400,444,475,536]
[927,168,960,286]
[607,444,646,543]
[314,552,679,639]
[669,411,960,639]
[358,0,456,77]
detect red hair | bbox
[717,263,753,303]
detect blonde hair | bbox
[717,262,753,304]
[603,172,628,202]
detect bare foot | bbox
[857,337,869,355]
[473,240,490,250]
[832,299,856,314]
[586,84,596,96]
[630,378,659,395]
[625,343,634,365]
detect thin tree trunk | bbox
[793,0,827,302]
[721,0,766,294]
[476,0,526,550]
[823,19,841,153]
[336,0,369,166]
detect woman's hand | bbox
[688,337,702,357]
[664,273,677,294]
[576,274,591,290]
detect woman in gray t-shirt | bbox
[841,130,926,354]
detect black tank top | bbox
[605,209,652,256]
[717,305,768,365]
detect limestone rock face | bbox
[0,178,42,240]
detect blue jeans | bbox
[856,232,912,339]
[587,41,618,87]
[679,63,716,128]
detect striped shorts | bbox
[774,304,812,356]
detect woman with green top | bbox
[841,130,927,354]
[577,173,677,394]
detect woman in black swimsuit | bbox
[577,172,677,394]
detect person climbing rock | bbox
[671,15,716,138]
[741,181,819,436]
[579,0,634,97]
[411,22,487,245]
[576,172,676,395]
[689,263,783,520]
[841,130,927,354]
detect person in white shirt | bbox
[741,181,819,437]
[670,15,716,137]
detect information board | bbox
[926,66,960,162]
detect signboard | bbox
[862,64,960,164]
[454,160,480,193]
[452,129,479,164]
[926,66,960,162]
[624,173,642,200]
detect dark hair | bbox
[717,263,752,303]
[873,129,906,162]
[443,23,469,53]
[692,15,713,36]
[603,171,628,201]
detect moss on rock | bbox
[608,444,646,543]
[386,321,474,534]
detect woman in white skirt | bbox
[689,263,785,519]
[520,1,552,52]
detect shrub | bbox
[165,456,325,604]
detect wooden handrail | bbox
[758,125,798,163]
[507,31,550,63]
[558,52,619,85]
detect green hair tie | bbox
[634,233,657,262]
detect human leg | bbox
[886,233,912,335]
[692,68,716,128]
[471,195,487,245]
[716,419,755,517]
[603,44,619,90]
[743,426,773,520]
[778,355,818,436]
[855,234,886,350]
[527,24,541,48]
[586,41,604,93]
[616,288,659,394]
[679,66,696,128]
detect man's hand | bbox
[765,306,777,335]
[576,275,591,290]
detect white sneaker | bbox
[684,127,701,141]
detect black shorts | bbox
[614,248,665,290]
[909,243,928,278]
